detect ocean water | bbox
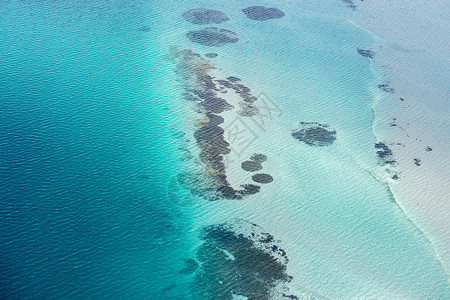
[0,0,192,298]
[1,0,449,299]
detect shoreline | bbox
[167,1,450,297]
[345,0,450,275]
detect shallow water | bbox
[1,0,448,298]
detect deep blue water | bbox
[0,0,191,298]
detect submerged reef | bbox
[170,47,270,199]
[242,160,263,172]
[378,83,395,93]
[238,102,259,117]
[193,219,293,299]
[375,142,396,165]
[242,6,285,21]
[186,27,239,47]
[374,142,398,179]
[342,0,364,10]
[205,53,218,58]
[182,8,230,25]
[292,122,337,146]
[227,76,241,82]
[357,48,375,59]
[252,173,274,184]
[251,153,267,163]
[342,0,357,10]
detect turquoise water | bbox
[0,0,191,298]
[1,0,449,299]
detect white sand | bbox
[344,0,450,274]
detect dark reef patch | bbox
[227,76,241,82]
[375,142,393,158]
[205,52,218,58]
[186,27,239,47]
[292,122,337,146]
[182,8,230,25]
[251,153,267,163]
[342,0,358,10]
[375,142,396,165]
[242,160,263,172]
[202,96,234,113]
[378,83,395,93]
[357,48,375,59]
[170,47,264,200]
[193,219,293,299]
[252,173,274,184]
[239,184,261,196]
[238,102,259,117]
[242,6,285,21]
[205,113,224,125]
[179,258,199,274]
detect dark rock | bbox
[375,142,393,158]
[242,161,263,172]
[198,75,217,90]
[186,27,239,47]
[378,83,395,93]
[205,53,218,58]
[242,6,285,21]
[235,84,251,93]
[182,8,230,25]
[195,124,224,141]
[202,96,233,113]
[241,93,258,102]
[191,89,216,100]
[357,48,375,59]
[237,102,259,117]
[206,113,224,125]
[375,142,396,166]
[342,0,357,10]
[414,158,421,166]
[250,153,267,163]
[239,184,261,196]
[193,220,291,299]
[218,185,241,199]
[292,122,337,146]
[216,79,235,89]
[252,173,274,184]
[227,76,241,82]
[260,234,274,243]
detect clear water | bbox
[1,0,448,298]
